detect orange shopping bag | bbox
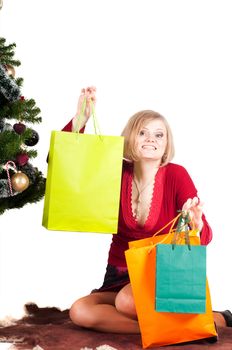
[125,214,217,348]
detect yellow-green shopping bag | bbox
[42,101,124,233]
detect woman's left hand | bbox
[182,197,204,231]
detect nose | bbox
[145,133,155,142]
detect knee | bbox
[69,298,97,329]
[115,286,136,318]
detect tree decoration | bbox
[0,37,46,214]
[11,171,29,192]
[5,160,29,194]
[5,64,16,77]
[24,129,39,146]
[13,122,26,134]
[16,153,29,166]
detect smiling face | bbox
[121,110,174,165]
[135,119,167,162]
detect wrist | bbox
[72,116,78,132]
[72,114,86,132]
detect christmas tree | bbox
[0,37,46,214]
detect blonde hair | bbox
[121,110,174,166]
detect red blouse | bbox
[62,119,213,268]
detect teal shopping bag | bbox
[155,214,207,314]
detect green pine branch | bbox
[0,128,35,163]
[0,37,21,66]
[15,77,23,88]
[0,98,42,123]
[27,149,38,158]
[0,131,23,163]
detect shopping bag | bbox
[125,214,217,348]
[42,100,124,233]
[155,216,207,314]
[155,243,206,314]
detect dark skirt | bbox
[91,264,130,293]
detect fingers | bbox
[182,197,204,218]
[182,197,199,211]
[182,198,193,214]
[182,197,204,222]
[87,86,97,104]
[79,86,96,118]
[181,197,204,231]
[81,86,96,101]
[86,86,96,93]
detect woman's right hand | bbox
[72,86,96,132]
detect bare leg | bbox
[115,283,137,319]
[70,284,227,333]
[69,288,140,333]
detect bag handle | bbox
[148,211,194,252]
[171,212,191,250]
[74,97,102,137]
[151,212,182,240]
[147,213,182,251]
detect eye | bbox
[139,130,145,136]
[155,132,164,138]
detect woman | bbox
[63,86,231,332]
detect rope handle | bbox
[151,212,182,239]
[148,211,195,253]
[171,212,191,250]
[147,213,182,252]
[74,97,102,136]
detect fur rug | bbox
[1,303,232,350]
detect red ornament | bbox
[16,153,29,166]
[20,96,25,101]
[13,122,26,135]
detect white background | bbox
[0,0,231,320]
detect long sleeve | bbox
[62,119,73,132]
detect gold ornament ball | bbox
[6,64,16,77]
[11,171,29,192]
